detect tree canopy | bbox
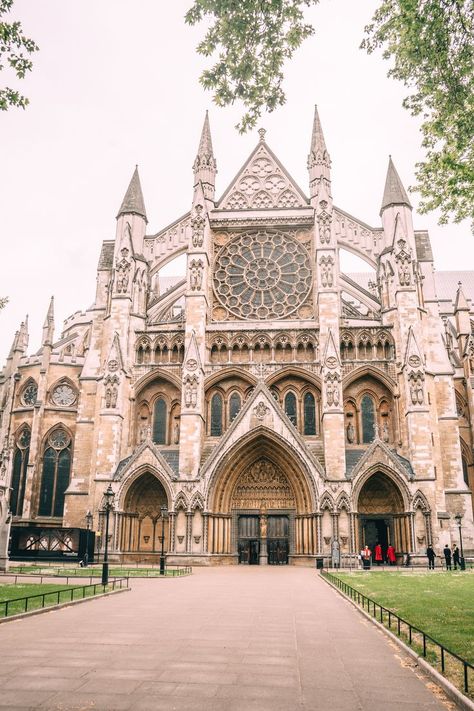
[187,0,474,228]
[0,0,38,111]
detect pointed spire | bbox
[380,157,412,213]
[307,105,331,200]
[8,329,20,359]
[19,316,29,353]
[42,296,55,346]
[454,281,469,312]
[117,166,147,222]
[193,111,217,201]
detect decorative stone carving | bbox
[319,255,334,288]
[104,374,119,409]
[408,370,425,405]
[185,358,198,371]
[253,402,270,420]
[190,259,204,291]
[231,459,296,510]
[184,375,198,408]
[317,206,332,244]
[115,247,131,293]
[395,238,412,286]
[346,421,355,443]
[325,372,340,407]
[191,204,205,248]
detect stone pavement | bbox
[0,567,456,711]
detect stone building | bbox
[1,108,473,568]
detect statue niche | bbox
[231,459,296,510]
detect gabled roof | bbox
[217,137,308,210]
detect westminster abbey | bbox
[1,108,473,568]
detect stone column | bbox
[259,510,268,565]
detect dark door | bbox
[362,518,390,560]
[267,516,289,565]
[238,516,260,565]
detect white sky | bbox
[1,0,473,360]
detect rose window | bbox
[214,231,312,320]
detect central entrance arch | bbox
[207,433,317,564]
[357,471,409,560]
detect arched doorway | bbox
[357,471,409,559]
[207,434,317,564]
[119,472,169,557]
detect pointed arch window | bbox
[462,457,469,487]
[11,427,30,516]
[229,392,242,423]
[361,395,375,443]
[303,392,316,435]
[284,392,297,427]
[38,428,72,517]
[153,398,167,444]
[210,393,223,436]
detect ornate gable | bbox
[218,139,308,211]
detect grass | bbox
[0,581,115,618]
[334,571,474,696]
[9,565,191,578]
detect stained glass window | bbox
[284,392,297,427]
[229,392,242,422]
[153,398,167,444]
[214,231,312,320]
[38,428,71,517]
[303,392,316,435]
[11,428,30,516]
[361,395,375,443]
[210,393,223,436]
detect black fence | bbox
[0,577,129,619]
[322,570,473,696]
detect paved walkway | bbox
[0,568,456,711]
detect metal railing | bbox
[0,577,129,619]
[321,570,473,695]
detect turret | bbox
[307,105,331,203]
[193,112,217,203]
[454,282,471,353]
[380,157,415,253]
[116,166,147,255]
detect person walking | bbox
[443,544,452,571]
[453,545,460,570]
[426,544,436,570]
[386,544,396,566]
[374,542,383,566]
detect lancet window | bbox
[210,393,223,436]
[153,398,167,444]
[38,428,72,517]
[284,392,297,427]
[10,426,30,517]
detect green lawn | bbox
[336,572,473,662]
[334,571,474,697]
[0,581,114,617]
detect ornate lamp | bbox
[101,484,115,585]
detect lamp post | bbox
[101,484,115,585]
[454,514,466,571]
[160,505,168,576]
[84,510,93,567]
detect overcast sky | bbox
[1,0,473,360]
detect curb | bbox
[321,574,474,711]
[0,586,131,625]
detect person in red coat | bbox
[375,542,383,565]
[386,544,396,565]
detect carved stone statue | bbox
[331,539,340,568]
[190,259,203,291]
[319,255,334,288]
[346,421,355,444]
[191,204,205,248]
[115,248,131,293]
[173,420,180,444]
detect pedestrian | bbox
[426,544,436,570]
[374,542,383,566]
[386,544,396,565]
[452,545,460,570]
[361,545,371,570]
[443,544,452,571]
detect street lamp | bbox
[160,505,168,576]
[454,514,466,571]
[84,510,93,567]
[101,484,115,585]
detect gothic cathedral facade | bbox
[1,108,473,568]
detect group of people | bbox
[426,544,461,570]
[360,543,397,568]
